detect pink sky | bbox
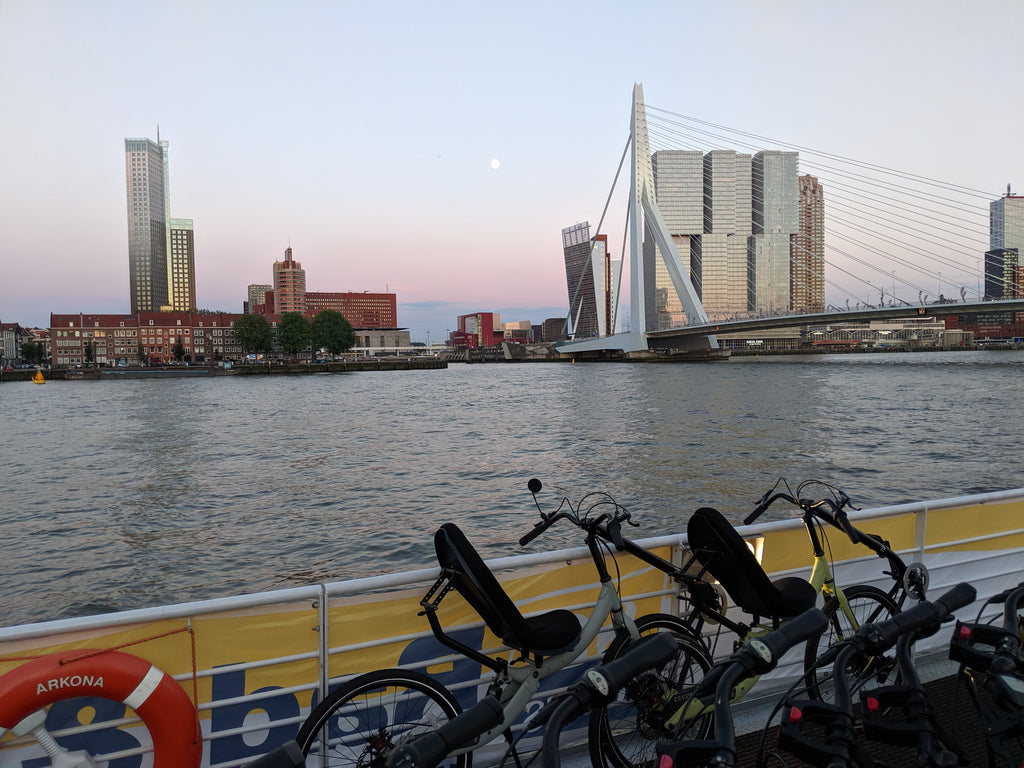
[2,1,1021,340]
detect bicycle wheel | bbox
[297,668,471,768]
[804,584,900,703]
[589,613,714,768]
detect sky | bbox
[1,1,1022,341]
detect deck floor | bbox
[734,670,1024,768]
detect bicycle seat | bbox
[687,507,816,621]
[434,523,582,657]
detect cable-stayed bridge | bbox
[556,83,1012,356]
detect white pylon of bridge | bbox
[556,83,718,354]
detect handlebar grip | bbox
[388,696,503,768]
[585,633,677,702]
[864,582,976,653]
[934,581,977,616]
[754,608,829,667]
[243,741,304,768]
[743,501,768,526]
[518,518,550,546]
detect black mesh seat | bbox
[687,507,816,621]
[434,523,582,657]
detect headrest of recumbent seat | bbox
[687,506,814,620]
[434,522,527,649]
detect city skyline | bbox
[1,1,1022,340]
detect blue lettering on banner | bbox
[397,626,486,710]
[211,667,301,762]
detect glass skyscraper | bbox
[125,137,170,314]
[125,136,195,314]
[986,193,1024,299]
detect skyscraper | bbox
[247,284,273,313]
[125,137,170,314]
[645,150,702,330]
[273,247,306,314]
[125,136,195,314]
[645,148,805,322]
[750,151,799,313]
[168,218,195,311]
[701,150,752,318]
[562,222,598,338]
[986,192,1024,300]
[793,175,825,313]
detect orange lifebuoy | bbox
[0,649,202,767]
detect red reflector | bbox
[659,756,675,768]
[866,696,880,713]
[959,625,972,639]
[788,706,803,722]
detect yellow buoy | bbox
[32,370,45,384]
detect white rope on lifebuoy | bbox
[0,649,202,767]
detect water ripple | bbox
[2,351,1024,625]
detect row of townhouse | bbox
[49,312,245,366]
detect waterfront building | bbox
[49,312,244,366]
[984,249,1022,300]
[305,292,397,328]
[750,151,799,314]
[700,150,753,319]
[124,136,196,315]
[501,320,534,343]
[167,219,196,311]
[540,317,565,342]
[272,247,306,314]
[1,322,18,367]
[646,150,703,330]
[450,312,501,349]
[793,175,825,313]
[124,137,170,314]
[987,192,1024,300]
[247,284,273,314]
[990,192,1024,252]
[561,222,598,338]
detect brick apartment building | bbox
[50,312,244,366]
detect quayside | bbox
[1,488,1022,766]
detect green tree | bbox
[84,340,95,366]
[278,312,312,359]
[311,310,356,358]
[137,343,148,365]
[172,336,186,363]
[232,314,273,357]
[21,341,44,364]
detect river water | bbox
[2,351,1023,627]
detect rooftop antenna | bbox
[157,124,160,143]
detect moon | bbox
[490,158,501,170]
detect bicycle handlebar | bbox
[864,581,975,652]
[586,632,678,700]
[519,478,631,548]
[697,608,828,697]
[539,633,677,768]
[519,513,556,546]
[388,696,503,768]
[816,582,976,671]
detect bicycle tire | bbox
[804,584,900,703]
[297,668,471,768]
[588,613,714,768]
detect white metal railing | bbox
[1,488,1022,767]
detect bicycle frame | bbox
[422,526,643,756]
